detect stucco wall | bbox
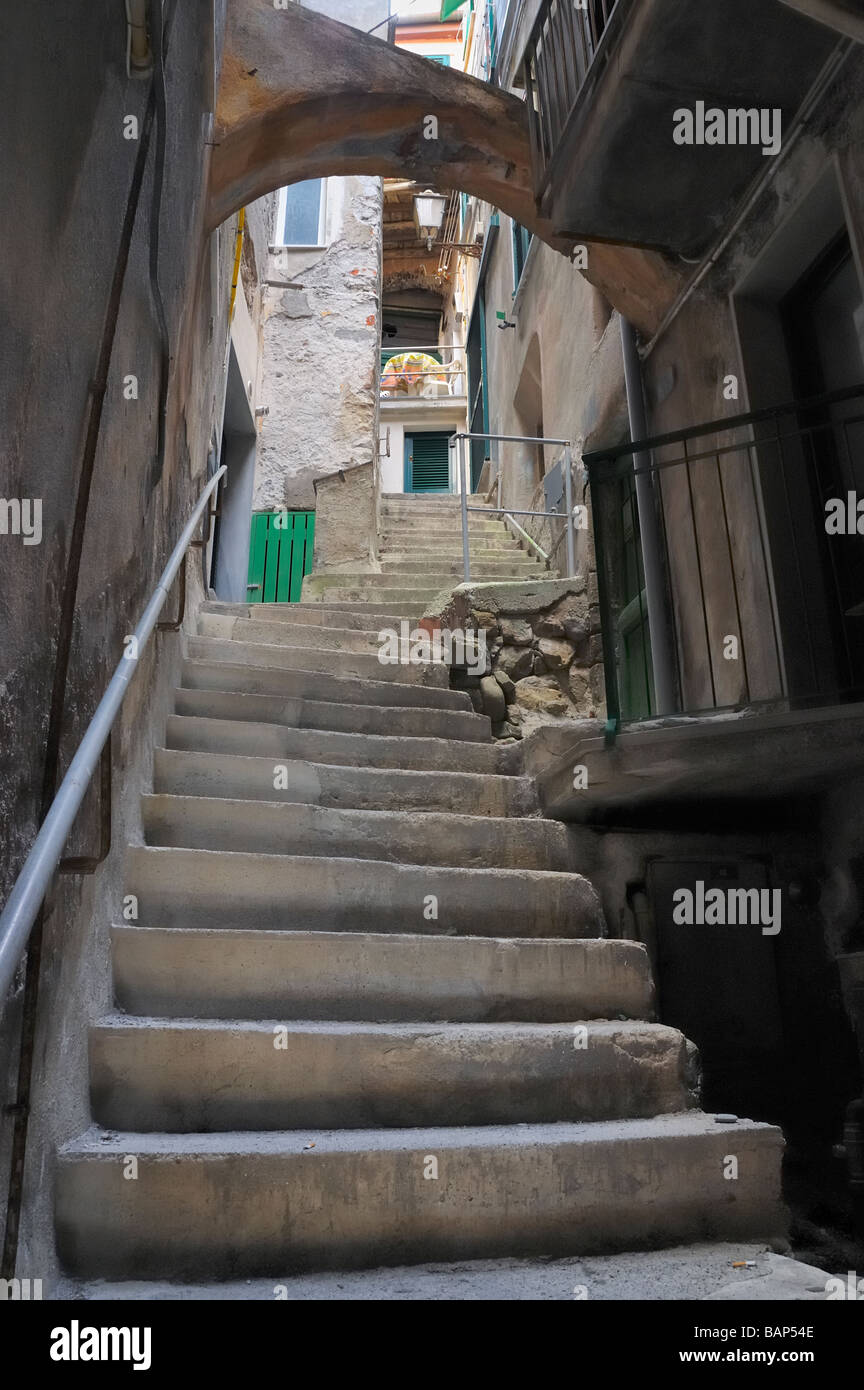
[254,175,385,510]
[478,219,627,574]
[0,0,259,1282]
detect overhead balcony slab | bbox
[528,702,864,823]
[536,0,841,257]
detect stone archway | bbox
[208,0,684,338]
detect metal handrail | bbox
[0,465,226,1013]
[449,432,577,582]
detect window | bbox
[277,179,325,247]
[512,221,532,290]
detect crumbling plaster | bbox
[254,176,384,511]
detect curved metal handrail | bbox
[0,465,227,1012]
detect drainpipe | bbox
[620,317,677,716]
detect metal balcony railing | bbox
[584,385,864,728]
[524,0,619,206]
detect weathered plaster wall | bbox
[254,175,384,510]
[0,0,254,1282]
[479,222,627,574]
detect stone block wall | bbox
[432,578,606,741]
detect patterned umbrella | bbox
[381,351,450,396]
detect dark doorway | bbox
[210,345,258,602]
[781,232,864,698]
[647,858,784,1122]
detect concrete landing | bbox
[61,1244,832,1301]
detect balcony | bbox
[522,0,841,255]
[379,346,467,402]
[542,386,864,817]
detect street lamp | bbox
[413,189,448,251]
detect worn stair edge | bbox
[110,928,656,1022]
[141,795,573,872]
[152,749,537,817]
[180,656,474,712]
[55,1115,787,1279]
[172,687,492,742]
[89,1018,698,1131]
[165,714,507,775]
[125,846,606,938]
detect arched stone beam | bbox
[208,0,685,339]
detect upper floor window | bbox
[512,221,533,290]
[276,179,326,247]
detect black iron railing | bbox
[524,0,620,206]
[584,385,864,728]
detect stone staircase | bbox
[54,496,786,1286]
[301,492,547,608]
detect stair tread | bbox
[61,1112,782,1156]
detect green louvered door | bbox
[246,510,315,603]
[404,432,453,493]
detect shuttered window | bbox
[404,432,453,492]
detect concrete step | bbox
[173,687,491,742]
[197,613,408,653]
[56,1115,786,1278]
[381,503,493,517]
[142,796,571,871]
[63,1245,834,1302]
[381,504,490,516]
[110,927,655,1022]
[196,613,497,661]
[304,573,471,591]
[153,750,536,817]
[379,545,531,560]
[379,527,509,541]
[166,715,504,773]
[89,1018,696,1132]
[200,601,418,631]
[379,562,543,577]
[181,657,471,713]
[382,492,488,502]
[379,523,506,537]
[292,598,440,617]
[125,846,605,937]
[184,637,448,688]
[301,586,451,606]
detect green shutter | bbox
[440,0,465,19]
[405,432,453,492]
[246,510,315,603]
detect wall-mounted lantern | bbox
[413,189,448,251]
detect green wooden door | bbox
[246,510,315,603]
[404,432,453,493]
